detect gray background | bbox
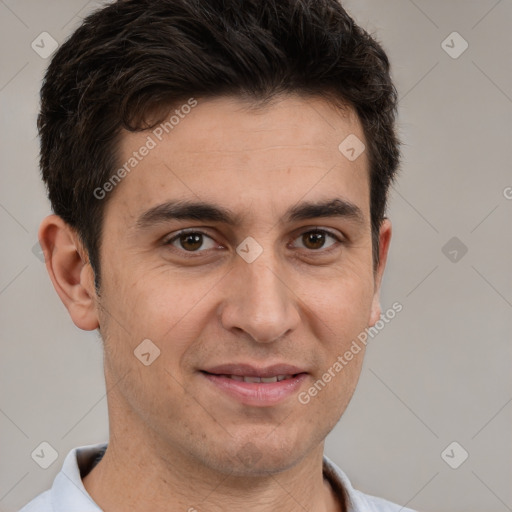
[1,0,511,511]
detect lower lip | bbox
[201,372,308,406]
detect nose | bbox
[219,255,301,344]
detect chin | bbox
[203,434,309,478]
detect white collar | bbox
[28,442,415,512]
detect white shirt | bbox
[20,443,416,512]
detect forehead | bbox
[109,94,370,225]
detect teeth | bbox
[226,374,293,382]
[243,376,261,383]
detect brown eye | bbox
[292,229,340,251]
[179,233,203,251]
[302,231,326,249]
[165,231,217,252]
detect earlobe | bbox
[369,218,392,326]
[39,215,100,331]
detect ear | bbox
[369,218,392,326]
[39,215,99,330]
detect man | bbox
[21,0,412,510]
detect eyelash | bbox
[162,228,344,257]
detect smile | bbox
[200,367,308,406]
[219,374,296,383]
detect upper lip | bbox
[201,363,307,377]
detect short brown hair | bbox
[38,0,401,288]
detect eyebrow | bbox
[135,198,365,230]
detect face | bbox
[89,95,390,475]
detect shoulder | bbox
[351,489,416,512]
[18,489,52,512]
[323,455,417,512]
[18,442,108,512]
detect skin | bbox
[40,94,391,512]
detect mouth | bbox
[199,364,308,406]
[204,373,298,383]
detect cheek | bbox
[101,264,220,360]
[300,265,375,338]
[295,264,373,409]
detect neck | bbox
[82,370,344,512]
[83,427,342,512]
